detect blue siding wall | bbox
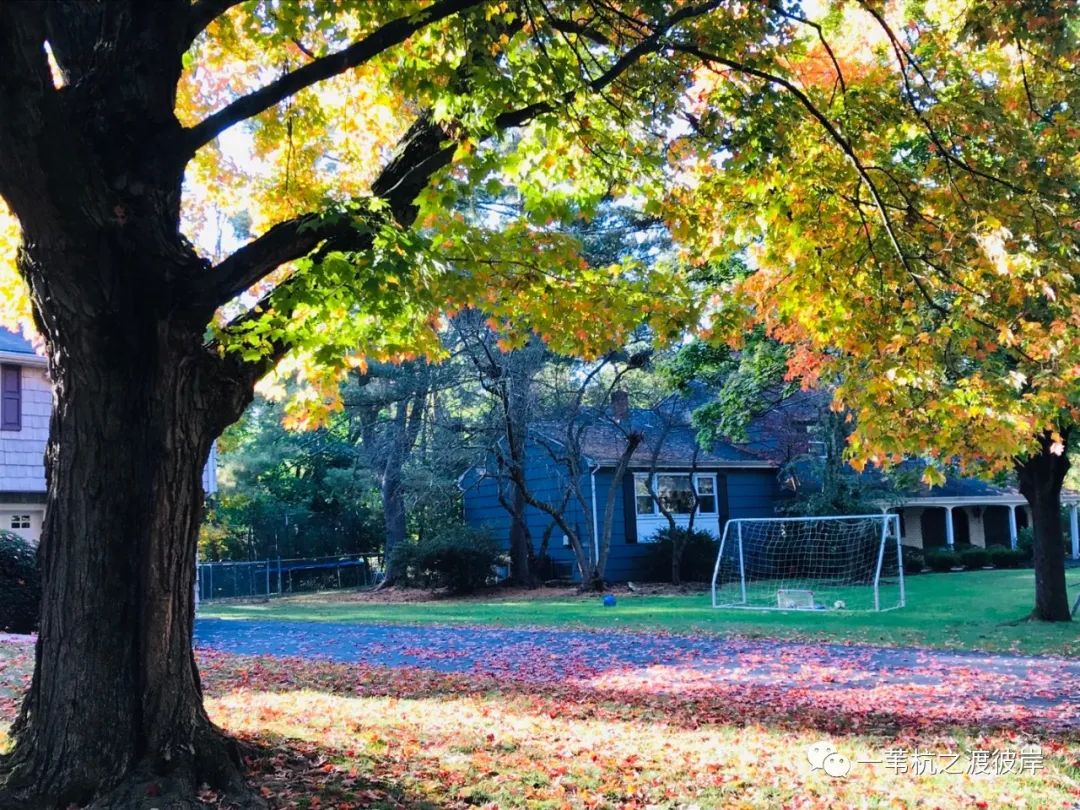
[726,469,782,520]
[461,442,585,578]
[462,447,782,582]
[598,467,782,582]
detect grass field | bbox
[202,569,1080,657]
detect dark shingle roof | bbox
[536,409,773,468]
[0,327,34,355]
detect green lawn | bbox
[202,569,1080,657]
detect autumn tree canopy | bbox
[662,0,1079,619]
[0,0,1076,806]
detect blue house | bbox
[461,387,1080,581]
[461,392,781,582]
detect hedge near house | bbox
[0,530,40,634]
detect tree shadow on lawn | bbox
[208,652,1080,810]
[1,646,1076,808]
[197,650,1080,742]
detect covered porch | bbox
[890,494,1080,558]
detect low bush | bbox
[1016,527,1035,564]
[0,529,40,633]
[925,549,960,572]
[394,526,503,594]
[988,545,1026,569]
[901,545,924,575]
[643,526,719,583]
[959,546,991,570]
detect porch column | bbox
[904,507,924,549]
[1008,504,1018,549]
[968,507,986,548]
[1070,504,1079,560]
[945,506,955,548]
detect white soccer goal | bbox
[711,514,905,612]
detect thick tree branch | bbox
[185,0,245,51]
[207,0,724,310]
[180,0,485,157]
[201,114,452,309]
[210,0,727,384]
[0,3,56,218]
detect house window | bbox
[10,515,31,530]
[636,473,720,516]
[1,365,20,431]
[634,474,655,515]
[656,474,695,514]
[695,475,717,514]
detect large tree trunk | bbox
[2,325,254,807]
[1016,433,1072,622]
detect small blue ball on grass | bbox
[602,594,617,607]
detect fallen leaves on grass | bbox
[197,648,1080,810]
[0,639,1078,809]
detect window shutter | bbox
[622,472,638,544]
[0,365,20,431]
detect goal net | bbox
[711,515,905,612]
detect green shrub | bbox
[900,545,924,575]
[643,526,719,583]
[394,526,503,593]
[1016,527,1035,563]
[988,545,1026,569]
[925,549,960,572]
[0,530,40,633]
[959,546,991,569]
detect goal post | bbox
[711,514,906,612]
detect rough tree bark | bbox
[0,6,460,804]
[380,405,410,580]
[506,483,535,585]
[4,330,254,809]
[1016,431,1072,622]
[0,5,259,806]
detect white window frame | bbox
[634,472,718,516]
[10,514,31,530]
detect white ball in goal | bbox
[711,515,906,612]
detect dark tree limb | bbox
[179,0,485,157]
[0,4,56,217]
[185,0,246,50]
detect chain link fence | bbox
[196,554,383,601]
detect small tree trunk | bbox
[3,333,254,808]
[507,483,534,586]
[1016,433,1071,622]
[378,406,409,585]
[380,466,407,584]
[671,537,685,586]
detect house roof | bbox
[0,327,45,367]
[0,327,35,355]
[883,462,1080,505]
[536,409,775,469]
